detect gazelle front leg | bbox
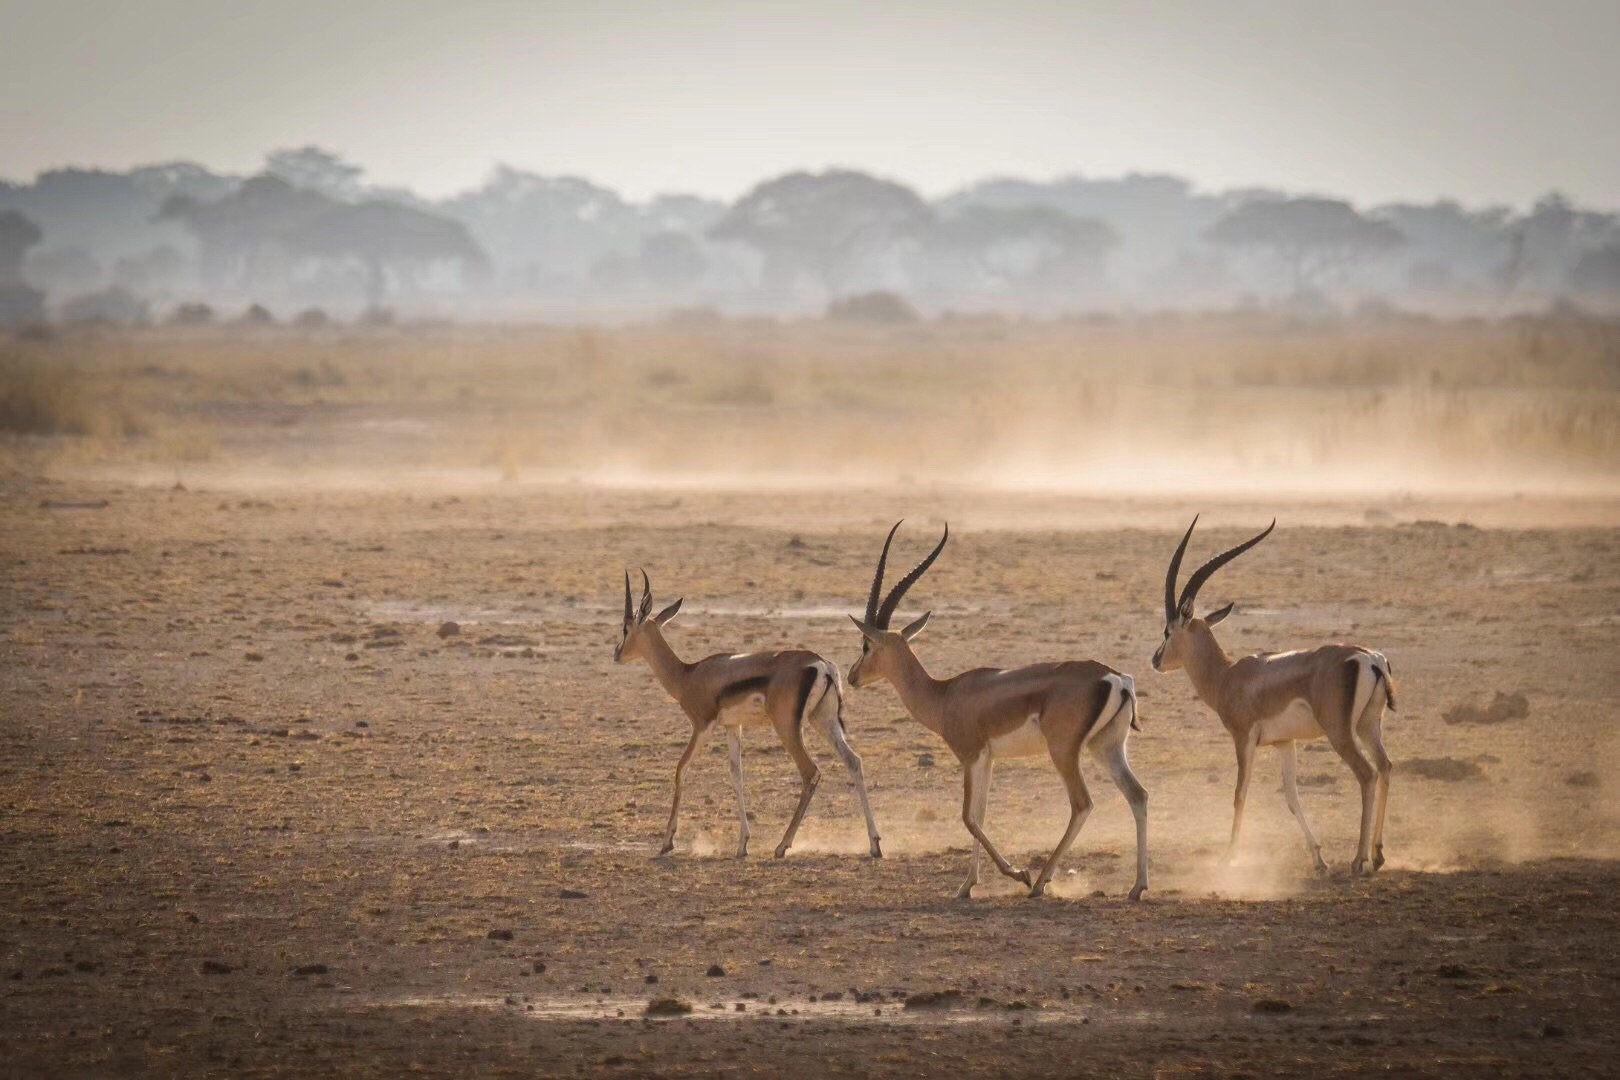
[956,754,992,898]
[1224,729,1257,865]
[823,713,882,858]
[958,753,1032,896]
[726,727,750,858]
[660,723,710,856]
[1277,741,1327,873]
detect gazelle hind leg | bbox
[772,681,823,859]
[726,727,749,858]
[1092,726,1149,901]
[1357,698,1393,870]
[1030,738,1092,899]
[813,682,882,858]
[1277,741,1327,872]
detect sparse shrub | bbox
[825,290,918,324]
[0,355,144,436]
[237,303,275,326]
[60,287,148,326]
[167,302,215,326]
[293,308,332,329]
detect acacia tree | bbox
[0,210,43,284]
[709,169,933,298]
[1206,197,1403,292]
[278,200,488,308]
[929,204,1116,296]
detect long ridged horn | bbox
[865,520,903,625]
[1164,515,1198,623]
[638,568,653,621]
[1178,519,1275,615]
[877,523,949,628]
[623,569,633,624]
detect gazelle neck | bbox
[1182,622,1233,710]
[886,641,948,737]
[638,624,692,698]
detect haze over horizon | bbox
[4,0,1618,210]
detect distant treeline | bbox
[2,146,1618,325]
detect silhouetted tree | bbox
[264,146,365,201]
[637,231,709,288]
[1206,197,1403,291]
[710,170,933,297]
[278,200,488,307]
[930,205,1116,295]
[0,210,42,284]
[1570,244,1620,294]
[0,211,46,324]
[157,174,332,287]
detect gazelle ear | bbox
[900,611,931,641]
[1204,601,1235,626]
[849,615,884,643]
[653,598,683,626]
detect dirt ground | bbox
[2,463,1618,1078]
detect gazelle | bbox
[847,522,1148,901]
[614,570,882,860]
[1152,517,1397,874]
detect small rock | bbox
[1436,963,1473,979]
[706,964,726,977]
[243,652,264,662]
[437,621,460,638]
[1251,998,1293,1014]
[291,964,328,977]
[487,929,514,941]
[199,960,233,975]
[1542,1023,1565,1038]
[559,888,587,900]
[645,973,658,984]
[645,996,693,1016]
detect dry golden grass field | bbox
[2,318,1618,1077]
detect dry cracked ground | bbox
[3,477,1618,1078]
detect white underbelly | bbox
[1256,699,1323,745]
[719,695,769,728]
[989,716,1047,759]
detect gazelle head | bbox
[615,568,682,664]
[848,520,949,688]
[1152,516,1274,672]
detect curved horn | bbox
[1178,519,1275,615]
[623,569,633,625]
[1164,515,1198,623]
[638,568,654,621]
[865,520,903,625]
[877,523,949,628]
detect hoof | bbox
[1128,884,1146,903]
[1311,856,1329,875]
[870,839,883,859]
[1372,849,1386,871]
[1028,881,1047,898]
[734,849,748,860]
[954,885,975,900]
[1350,857,1367,875]
[656,843,675,858]
[1013,868,1033,888]
[773,846,788,860]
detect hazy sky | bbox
[3,0,1617,208]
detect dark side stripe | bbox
[717,675,771,709]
